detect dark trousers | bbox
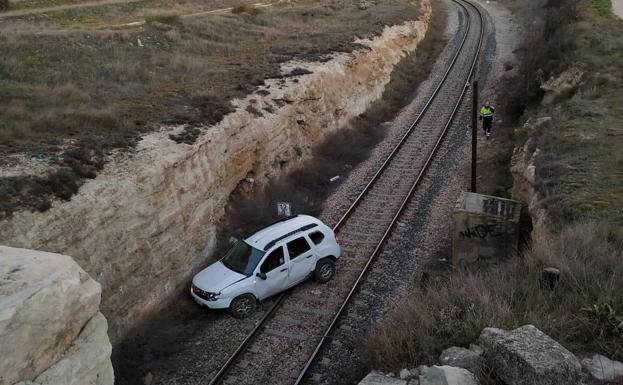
[482,117,493,134]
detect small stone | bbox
[358,373,406,385]
[143,372,153,385]
[581,354,623,381]
[399,368,411,380]
[469,344,484,355]
[419,365,478,385]
[439,346,483,371]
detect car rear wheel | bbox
[314,258,335,283]
[229,294,257,318]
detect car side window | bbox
[309,231,324,245]
[287,237,311,260]
[260,247,285,274]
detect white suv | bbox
[191,215,341,318]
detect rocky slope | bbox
[0,0,432,342]
[0,246,113,385]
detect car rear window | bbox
[309,231,325,245]
[287,237,311,260]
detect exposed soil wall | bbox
[0,0,431,343]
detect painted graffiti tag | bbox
[459,223,505,239]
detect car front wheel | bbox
[314,258,335,283]
[229,294,257,318]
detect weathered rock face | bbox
[419,365,479,385]
[478,325,582,385]
[439,347,483,372]
[0,1,432,342]
[510,116,552,232]
[0,246,113,385]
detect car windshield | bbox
[221,240,265,276]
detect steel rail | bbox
[207,1,484,383]
[293,0,485,383]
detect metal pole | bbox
[471,80,478,192]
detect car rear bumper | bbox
[190,289,230,309]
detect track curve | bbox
[209,1,486,384]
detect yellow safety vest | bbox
[480,106,494,117]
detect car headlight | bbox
[191,284,220,301]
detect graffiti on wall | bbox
[459,223,510,240]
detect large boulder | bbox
[0,246,102,385]
[478,325,582,385]
[30,312,114,385]
[419,366,479,385]
[439,347,483,371]
[581,354,623,381]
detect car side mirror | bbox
[256,272,267,280]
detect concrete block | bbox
[452,192,521,267]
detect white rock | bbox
[0,246,101,385]
[399,368,411,379]
[581,354,623,381]
[32,312,114,385]
[469,344,484,355]
[419,365,479,385]
[439,347,483,371]
[359,373,407,385]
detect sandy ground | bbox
[613,0,623,19]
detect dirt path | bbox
[109,0,284,28]
[1,0,287,30]
[0,0,143,18]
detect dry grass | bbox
[6,100,25,119]
[365,221,623,371]
[0,0,420,217]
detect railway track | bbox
[209,1,485,384]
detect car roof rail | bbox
[252,215,299,235]
[263,223,318,251]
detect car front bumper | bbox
[190,289,230,309]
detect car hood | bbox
[192,261,247,293]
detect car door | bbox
[285,235,315,287]
[254,245,289,300]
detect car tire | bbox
[314,258,335,283]
[229,294,257,319]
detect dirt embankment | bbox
[0,0,432,343]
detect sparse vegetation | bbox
[0,0,421,218]
[365,221,623,371]
[0,0,10,12]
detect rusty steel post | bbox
[471,80,478,192]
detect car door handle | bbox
[280,268,287,272]
[306,255,313,259]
